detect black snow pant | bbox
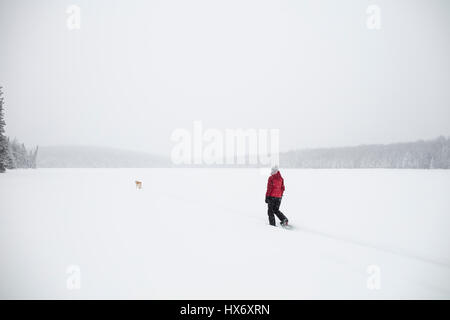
[267,197,287,226]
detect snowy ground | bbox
[1,168,449,299]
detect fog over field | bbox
[1,0,450,156]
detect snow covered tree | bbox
[280,136,450,169]
[31,146,38,168]
[0,87,11,173]
[6,138,37,169]
[0,87,38,171]
[6,137,16,169]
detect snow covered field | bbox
[1,168,449,299]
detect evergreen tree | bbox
[32,146,39,168]
[0,87,10,173]
[6,137,16,169]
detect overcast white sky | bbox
[1,0,449,156]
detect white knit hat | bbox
[271,165,279,175]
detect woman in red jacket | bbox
[265,165,289,226]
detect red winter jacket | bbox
[266,171,285,198]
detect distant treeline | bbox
[280,136,450,169]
